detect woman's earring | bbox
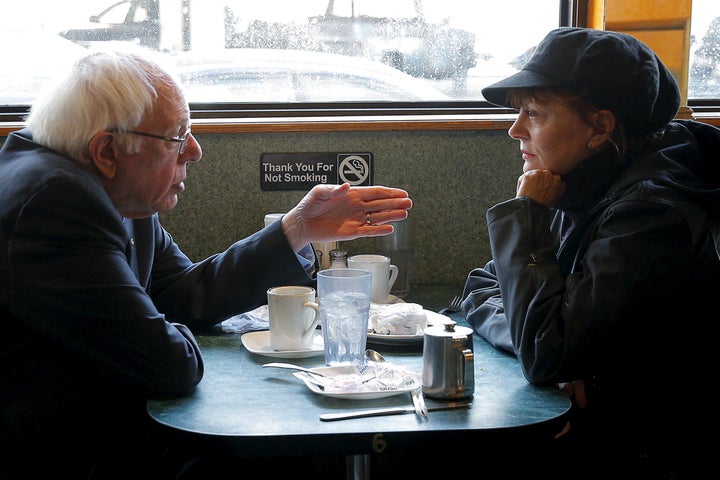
[607,138,620,156]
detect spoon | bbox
[364,349,386,363]
[360,349,387,383]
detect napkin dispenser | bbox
[422,322,474,400]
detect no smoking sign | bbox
[260,152,373,190]
[338,154,371,185]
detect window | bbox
[690,0,720,100]
[0,0,558,118]
[0,0,718,124]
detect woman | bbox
[463,27,718,478]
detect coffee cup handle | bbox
[304,302,321,336]
[388,265,399,291]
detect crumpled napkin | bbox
[217,304,269,334]
[368,302,427,335]
[294,362,421,393]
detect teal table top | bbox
[147,310,571,459]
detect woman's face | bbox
[507,92,597,176]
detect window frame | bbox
[1,0,719,134]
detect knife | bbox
[319,401,471,421]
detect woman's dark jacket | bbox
[463,120,720,470]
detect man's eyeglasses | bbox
[113,128,191,154]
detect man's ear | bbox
[88,131,118,178]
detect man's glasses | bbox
[113,128,191,154]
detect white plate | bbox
[367,310,454,346]
[293,365,421,400]
[241,330,324,359]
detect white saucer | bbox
[367,310,454,346]
[241,330,324,359]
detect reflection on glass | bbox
[3,0,717,104]
[0,0,559,104]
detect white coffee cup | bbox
[267,286,320,350]
[347,254,399,303]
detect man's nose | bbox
[181,133,202,163]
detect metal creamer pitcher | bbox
[422,322,474,399]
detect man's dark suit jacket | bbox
[0,129,314,476]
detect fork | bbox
[445,295,463,313]
[411,387,428,417]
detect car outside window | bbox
[58,0,160,50]
[228,0,477,82]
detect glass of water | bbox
[317,268,372,366]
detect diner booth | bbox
[0,124,522,302]
[127,124,519,302]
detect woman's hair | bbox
[26,51,181,165]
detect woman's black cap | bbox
[481,27,681,135]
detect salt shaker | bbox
[329,249,348,268]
